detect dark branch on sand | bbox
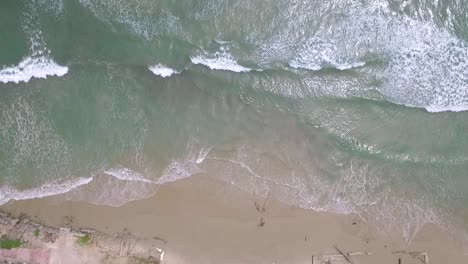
[258,217,265,227]
[334,245,355,264]
[261,191,270,213]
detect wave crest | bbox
[0,177,92,205]
[148,64,180,78]
[191,47,252,73]
[0,56,68,84]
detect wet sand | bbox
[2,173,467,264]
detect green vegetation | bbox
[77,234,92,246]
[0,236,23,249]
[34,228,40,237]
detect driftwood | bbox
[392,250,429,264]
[409,251,428,264]
[333,245,355,264]
[312,250,371,264]
[0,210,163,262]
[258,217,265,227]
[261,191,270,213]
[254,191,270,213]
[319,252,372,257]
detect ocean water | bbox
[1,0,468,243]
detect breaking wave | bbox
[0,177,93,205]
[0,55,68,84]
[148,64,180,78]
[191,47,252,73]
[0,0,68,84]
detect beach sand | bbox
[2,173,467,264]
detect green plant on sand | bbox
[77,234,92,246]
[34,228,40,237]
[0,236,23,249]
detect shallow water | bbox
[1,0,468,243]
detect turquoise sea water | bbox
[1,0,468,243]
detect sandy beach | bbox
[3,0,468,263]
[1,173,467,264]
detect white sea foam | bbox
[105,166,153,183]
[80,158,202,206]
[66,142,206,206]
[148,64,180,78]
[0,56,68,84]
[66,170,158,207]
[156,159,202,184]
[425,105,468,113]
[30,0,64,15]
[196,146,212,164]
[214,39,233,45]
[207,143,447,243]
[191,47,252,73]
[380,14,468,113]
[191,56,252,73]
[0,177,93,206]
[78,0,183,40]
[290,60,366,71]
[156,139,205,184]
[255,0,468,112]
[0,141,207,207]
[334,61,366,70]
[288,37,366,71]
[356,5,468,112]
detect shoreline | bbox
[1,174,467,264]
